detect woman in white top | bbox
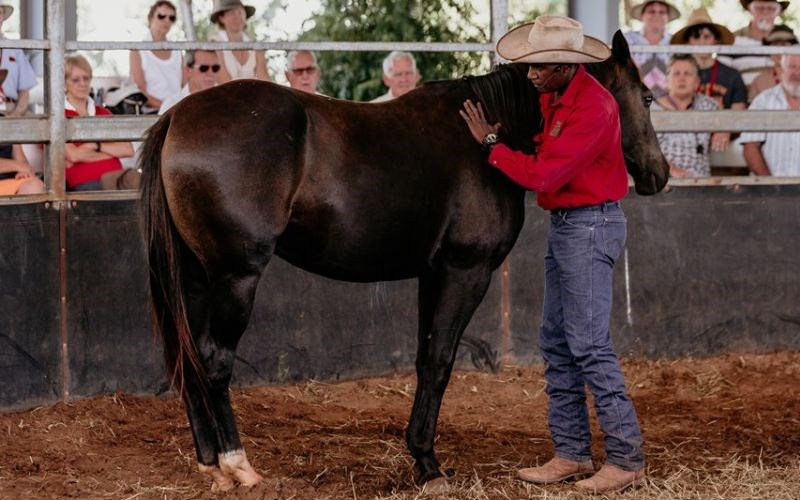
[210,0,270,83]
[129,1,184,113]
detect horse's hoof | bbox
[422,475,449,492]
[219,449,263,487]
[210,476,235,493]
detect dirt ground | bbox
[1,352,799,499]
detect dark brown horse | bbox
[140,31,668,492]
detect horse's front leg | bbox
[407,264,493,489]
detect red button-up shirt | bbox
[487,65,629,211]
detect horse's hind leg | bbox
[199,268,267,489]
[180,245,271,490]
[407,263,493,486]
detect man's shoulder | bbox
[750,84,785,108]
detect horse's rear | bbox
[140,79,526,490]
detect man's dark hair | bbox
[185,50,216,68]
[668,53,701,75]
[685,23,722,42]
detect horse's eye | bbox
[644,96,653,108]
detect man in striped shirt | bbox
[741,54,800,176]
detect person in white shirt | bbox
[129,0,184,113]
[285,50,321,94]
[370,51,420,102]
[741,54,800,176]
[159,50,219,114]
[718,0,789,101]
[210,0,270,83]
[0,2,37,116]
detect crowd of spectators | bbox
[1,0,798,196]
[629,0,799,178]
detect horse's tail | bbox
[139,112,208,402]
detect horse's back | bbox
[159,80,523,281]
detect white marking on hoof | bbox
[422,475,449,493]
[219,449,263,487]
[198,463,235,492]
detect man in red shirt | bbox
[461,15,645,494]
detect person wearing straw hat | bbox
[460,15,646,495]
[210,0,270,83]
[671,8,747,112]
[719,0,790,100]
[623,1,681,98]
[0,3,37,117]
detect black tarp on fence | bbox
[1,185,799,410]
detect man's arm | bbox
[742,142,771,175]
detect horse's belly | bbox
[275,221,432,283]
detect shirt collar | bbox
[65,96,96,116]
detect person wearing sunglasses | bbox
[63,55,134,191]
[159,50,220,114]
[210,0,270,83]
[129,0,184,113]
[285,50,321,94]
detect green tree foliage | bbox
[299,0,487,101]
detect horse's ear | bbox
[611,30,631,62]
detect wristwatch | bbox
[481,133,499,152]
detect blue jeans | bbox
[539,201,644,471]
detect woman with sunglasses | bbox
[210,0,270,83]
[64,55,134,191]
[159,50,220,114]
[129,0,184,113]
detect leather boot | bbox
[575,463,645,494]
[517,456,594,484]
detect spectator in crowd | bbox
[0,3,37,116]
[371,51,420,102]
[652,54,721,178]
[671,8,747,111]
[719,0,789,101]
[741,54,800,176]
[64,55,135,191]
[750,25,799,99]
[129,1,184,114]
[624,1,681,98]
[210,0,270,83]
[0,144,44,195]
[159,50,219,114]
[285,50,321,94]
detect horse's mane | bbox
[465,63,540,154]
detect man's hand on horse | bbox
[459,100,501,144]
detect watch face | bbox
[483,133,498,144]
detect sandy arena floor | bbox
[1,352,799,499]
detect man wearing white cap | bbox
[461,15,645,495]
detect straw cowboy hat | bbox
[740,0,790,11]
[763,24,799,45]
[630,1,681,22]
[0,4,14,18]
[496,15,610,65]
[670,8,735,45]
[210,0,255,25]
